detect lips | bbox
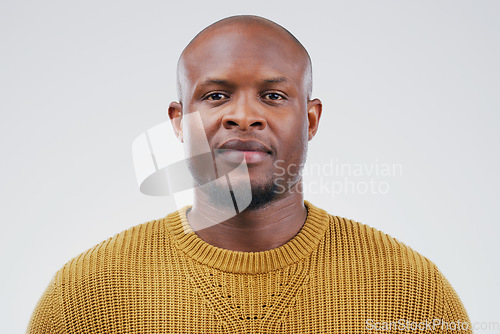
[218,139,272,154]
[215,139,272,164]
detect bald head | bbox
[176,15,313,104]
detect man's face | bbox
[170,24,321,209]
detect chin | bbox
[237,178,279,211]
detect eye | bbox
[263,92,285,101]
[204,92,228,101]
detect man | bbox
[27,15,472,333]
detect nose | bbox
[221,94,267,131]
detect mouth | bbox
[215,139,272,164]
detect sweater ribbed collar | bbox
[164,200,330,274]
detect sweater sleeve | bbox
[433,265,473,333]
[26,272,61,334]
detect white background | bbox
[1,1,498,333]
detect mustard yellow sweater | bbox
[27,201,472,333]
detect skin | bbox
[168,18,322,252]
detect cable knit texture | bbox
[27,200,472,333]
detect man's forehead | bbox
[177,19,313,101]
[181,29,307,84]
[184,56,305,85]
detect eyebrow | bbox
[201,78,230,86]
[263,76,289,84]
[199,76,291,87]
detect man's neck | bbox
[186,182,307,252]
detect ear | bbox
[306,98,322,141]
[168,101,183,143]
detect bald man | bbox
[27,15,472,334]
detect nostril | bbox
[223,114,266,131]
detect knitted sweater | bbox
[27,200,471,333]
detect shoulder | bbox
[27,211,183,332]
[325,212,437,274]
[327,215,469,323]
[53,212,177,283]
[323,211,471,320]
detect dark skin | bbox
[168,21,322,252]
